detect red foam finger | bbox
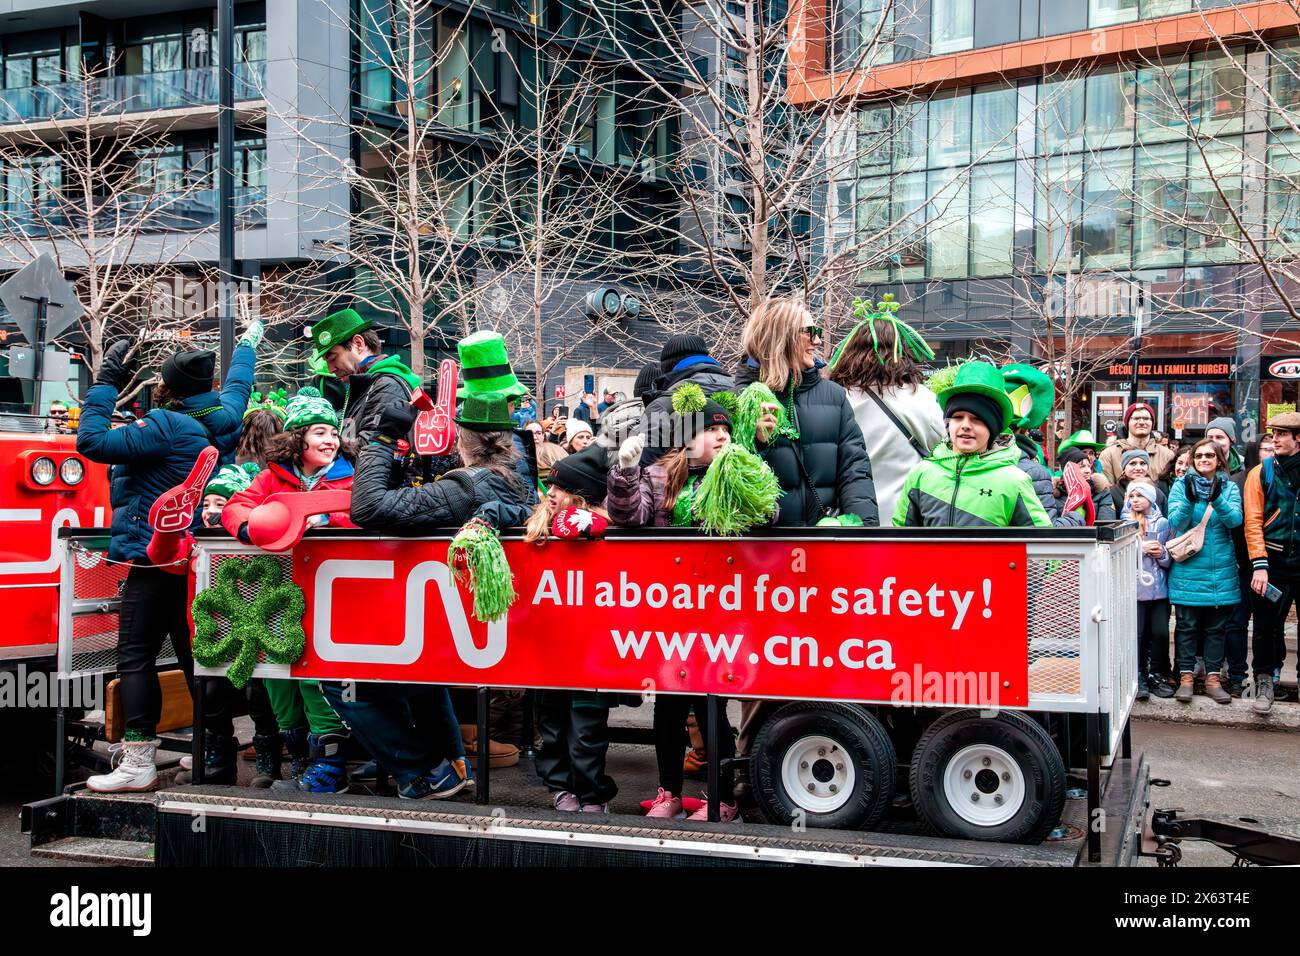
[149,446,219,534]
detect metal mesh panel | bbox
[1026,557,1083,698]
[1107,536,1139,742]
[60,535,178,679]
[203,552,295,665]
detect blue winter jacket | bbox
[1166,473,1243,607]
[76,345,256,562]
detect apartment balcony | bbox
[0,61,265,128]
[0,186,266,238]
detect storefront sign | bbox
[248,538,1032,708]
[1263,357,1300,380]
[1098,357,1234,380]
[1170,392,1212,432]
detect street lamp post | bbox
[218,0,235,376]
[1128,284,1145,409]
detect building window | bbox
[1140,0,1191,16]
[1084,68,1135,149]
[931,0,973,55]
[831,0,893,73]
[893,171,928,279]
[1266,132,1300,255]
[1137,62,1189,142]
[1270,39,1300,127]
[855,175,891,281]
[972,84,1017,162]
[1081,149,1133,268]
[1035,154,1083,272]
[1089,0,1138,28]
[1185,138,1242,264]
[927,168,969,278]
[1192,50,1246,136]
[928,90,971,167]
[1039,75,1084,154]
[857,104,891,171]
[1134,142,1187,267]
[970,162,1016,276]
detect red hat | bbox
[1123,402,1155,426]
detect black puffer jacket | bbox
[735,359,878,527]
[1013,433,1083,528]
[639,358,736,465]
[350,441,533,531]
[339,367,418,445]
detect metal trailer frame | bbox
[181,524,1140,863]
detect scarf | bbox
[295,465,326,491]
[1190,473,1217,501]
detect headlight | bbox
[60,457,84,485]
[31,457,57,486]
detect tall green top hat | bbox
[937,361,1015,433]
[457,331,528,399]
[1058,429,1106,454]
[455,392,516,432]
[307,308,371,357]
[1001,363,1055,430]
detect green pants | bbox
[264,679,344,735]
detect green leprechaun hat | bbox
[937,361,1015,433]
[283,386,339,431]
[307,308,371,358]
[204,462,260,499]
[457,331,528,400]
[1058,429,1107,454]
[455,391,516,432]
[1001,363,1055,430]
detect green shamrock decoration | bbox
[191,556,307,688]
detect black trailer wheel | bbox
[908,710,1066,844]
[750,702,896,830]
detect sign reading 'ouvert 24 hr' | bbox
[275,537,1030,708]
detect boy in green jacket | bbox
[893,361,1051,528]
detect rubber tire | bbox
[750,702,896,831]
[908,709,1066,845]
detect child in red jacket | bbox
[221,387,357,794]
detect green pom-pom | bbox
[712,390,740,417]
[191,556,306,689]
[296,385,322,400]
[447,518,516,623]
[925,363,960,395]
[734,382,796,452]
[695,443,782,535]
[672,382,706,416]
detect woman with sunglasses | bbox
[734,297,877,528]
[1166,437,1243,705]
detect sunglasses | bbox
[802,324,825,340]
[1193,452,1219,460]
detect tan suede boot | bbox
[1204,673,1232,705]
[1174,672,1195,703]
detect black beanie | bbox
[548,445,609,504]
[162,350,216,398]
[673,396,732,446]
[1059,446,1089,468]
[633,363,659,403]
[660,334,709,373]
[944,392,1004,436]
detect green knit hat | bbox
[937,361,1014,433]
[455,391,516,431]
[1001,363,1055,430]
[1058,429,1106,454]
[204,463,260,499]
[457,331,528,399]
[307,308,371,358]
[283,386,339,431]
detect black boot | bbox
[176,732,238,785]
[250,733,282,788]
[272,728,309,791]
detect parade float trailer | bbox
[30,522,1274,867]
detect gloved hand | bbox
[552,507,608,540]
[238,318,265,350]
[617,433,645,469]
[95,339,137,390]
[376,401,419,441]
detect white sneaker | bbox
[87,742,159,793]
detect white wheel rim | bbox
[941,743,1026,827]
[780,735,856,814]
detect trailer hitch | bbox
[1143,807,1300,867]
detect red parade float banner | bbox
[282,536,1030,707]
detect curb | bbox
[1130,695,1300,732]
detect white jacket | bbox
[845,384,947,523]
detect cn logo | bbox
[312,559,507,668]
